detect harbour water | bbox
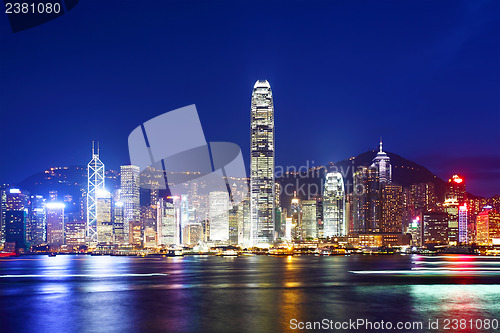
[1,255,499,332]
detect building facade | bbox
[250,80,275,246]
[323,172,345,237]
[120,165,140,244]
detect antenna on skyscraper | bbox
[91,140,100,157]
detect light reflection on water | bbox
[0,255,499,333]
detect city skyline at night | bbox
[1,1,499,198]
[2,2,500,333]
[1,81,499,251]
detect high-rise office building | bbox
[405,183,437,231]
[352,166,380,233]
[316,196,324,238]
[423,212,449,245]
[323,172,345,237]
[96,190,113,244]
[381,184,403,233]
[113,201,125,244]
[65,221,86,247]
[27,195,46,246]
[476,207,500,246]
[443,196,459,244]
[237,198,251,246]
[4,189,28,250]
[250,79,275,246]
[458,204,468,244]
[290,196,302,240]
[120,165,140,244]
[371,139,392,185]
[407,216,421,246]
[352,167,368,234]
[448,175,467,205]
[180,194,189,243]
[87,142,105,245]
[229,207,238,244]
[0,186,7,243]
[46,202,65,247]
[301,200,317,239]
[157,197,178,246]
[209,191,229,242]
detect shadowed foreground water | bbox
[1,255,499,332]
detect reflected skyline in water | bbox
[1,255,499,333]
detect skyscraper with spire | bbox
[371,139,392,184]
[250,80,275,245]
[87,141,105,245]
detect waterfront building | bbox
[407,217,421,246]
[237,198,251,246]
[250,80,275,246]
[157,197,178,246]
[4,189,28,250]
[423,212,449,245]
[458,204,468,244]
[96,190,113,244]
[65,221,86,247]
[301,200,317,239]
[371,139,392,184]
[352,166,380,233]
[448,174,467,205]
[229,207,238,244]
[27,195,46,246]
[120,164,140,243]
[209,191,230,242]
[46,202,65,248]
[381,184,403,233]
[406,182,437,231]
[323,172,345,237]
[443,196,459,244]
[290,196,302,240]
[476,207,500,246]
[113,201,125,244]
[87,142,105,245]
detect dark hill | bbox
[278,150,449,209]
[333,150,448,200]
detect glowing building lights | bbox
[87,141,105,245]
[250,80,275,245]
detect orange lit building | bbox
[476,208,500,246]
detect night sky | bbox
[1,0,499,197]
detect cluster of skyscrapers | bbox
[1,80,499,252]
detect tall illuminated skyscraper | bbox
[120,165,140,244]
[96,190,113,244]
[381,184,403,233]
[209,191,230,242]
[46,202,65,247]
[323,172,346,237]
[458,203,468,244]
[87,141,105,245]
[27,195,46,246]
[5,189,28,250]
[448,175,467,205]
[301,200,317,239]
[476,207,500,246]
[371,139,391,184]
[250,80,275,246]
[157,197,179,246]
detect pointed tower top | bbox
[379,137,383,153]
[92,141,99,157]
